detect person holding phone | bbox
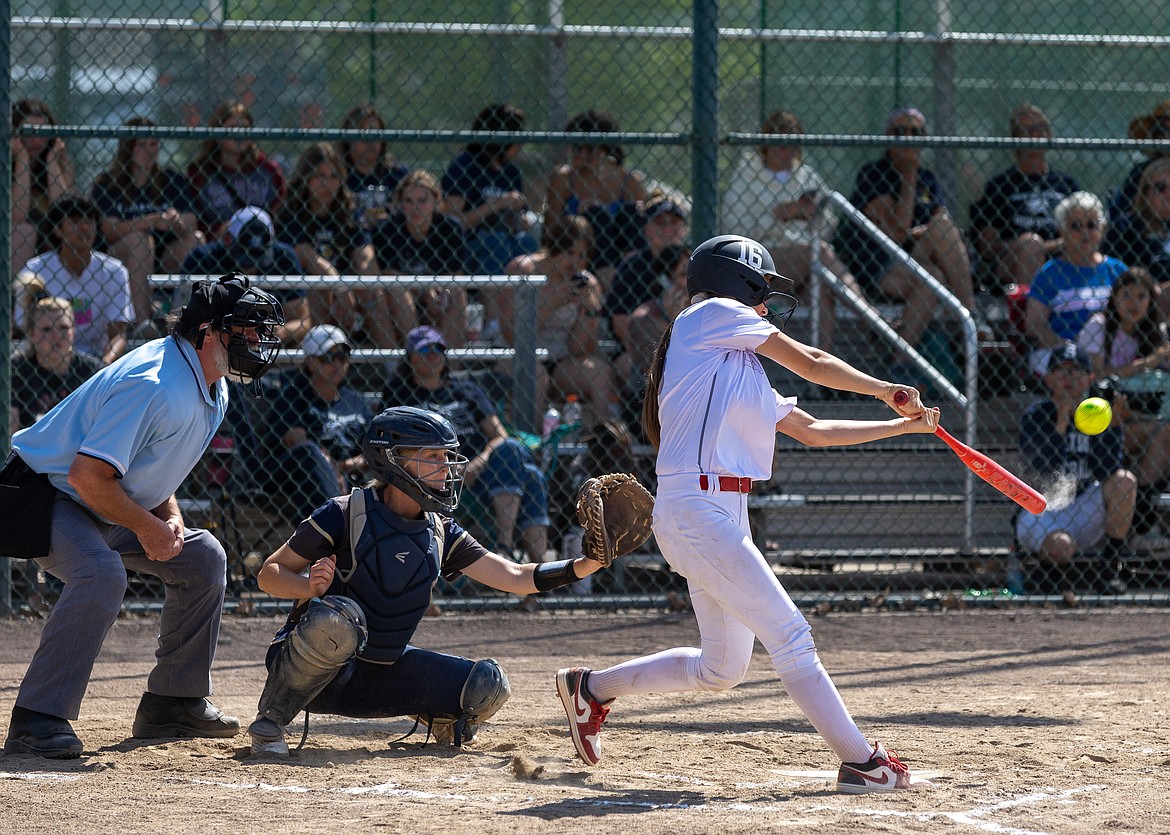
[721,110,873,352]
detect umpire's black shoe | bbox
[4,706,84,759]
[132,692,240,739]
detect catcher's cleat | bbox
[132,693,240,739]
[836,741,912,794]
[4,706,84,759]
[248,716,290,757]
[556,667,612,766]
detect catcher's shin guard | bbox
[255,595,368,728]
[413,658,512,746]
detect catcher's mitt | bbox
[575,473,654,567]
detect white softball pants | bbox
[587,478,873,763]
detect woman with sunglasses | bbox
[268,325,372,520]
[543,109,647,288]
[1025,191,1127,376]
[838,107,979,355]
[1103,158,1170,310]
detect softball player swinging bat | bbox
[555,234,940,793]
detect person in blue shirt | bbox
[1024,191,1128,376]
[1,274,285,760]
[338,104,410,230]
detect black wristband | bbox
[533,559,581,592]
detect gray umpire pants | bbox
[15,494,228,721]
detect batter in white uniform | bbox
[556,234,940,793]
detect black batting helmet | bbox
[362,407,469,513]
[686,235,797,321]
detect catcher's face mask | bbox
[383,445,469,513]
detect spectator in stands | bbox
[612,243,689,419]
[603,190,689,351]
[338,104,410,229]
[442,103,537,274]
[1111,100,1170,223]
[836,107,980,353]
[1025,191,1127,375]
[543,109,646,288]
[502,215,615,427]
[1076,267,1170,550]
[181,206,312,346]
[1103,158,1170,302]
[276,142,396,350]
[1017,342,1136,594]
[16,196,131,365]
[92,117,204,332]
[969,103,1080,292]
[12,99,77,273]
[382,326,550,564]
[373,170,469,349]
[187,100,286,240]
[10,296,102,435]
[721,109,872,352]
[268,325,372,520]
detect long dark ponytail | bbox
[641,321,675,449]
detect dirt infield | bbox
[2,608,1168,834]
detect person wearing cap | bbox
[15,195,133,366]
[969,103,1081,291]
[267,324,373,520]
[837,107,980,355]
[181,206,312,346]
[1,273,285,759]
[1017,341,1137,594]
[382,326,550,564]
[1110,100,1170,223]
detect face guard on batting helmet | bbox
[686,234,798,328]
[362,407,469,513]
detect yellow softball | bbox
[1074,397,1112,435]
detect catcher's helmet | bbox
[180,273,284,389]
[686,235,798,325]
[362,407,469,513]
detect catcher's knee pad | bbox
[295,595,369,665]
[257,596,367,727]
[411,658,511,747]
[460,658,511,724]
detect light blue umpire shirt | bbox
[13,335,229,521]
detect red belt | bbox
[699,475,753,493]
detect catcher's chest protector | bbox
[327,487,442,663]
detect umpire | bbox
[1,273,284,759]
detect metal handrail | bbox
[807,191,979,550]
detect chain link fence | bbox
[5,1,1170,615]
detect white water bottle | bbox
[562,394,583,441]
[541,405,560,439]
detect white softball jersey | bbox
[655,296,796,481]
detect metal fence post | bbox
[691,0,719,241]
[1,0,12,615]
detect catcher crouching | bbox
[247,407,648,756]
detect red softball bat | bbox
[893,389,1047,515]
